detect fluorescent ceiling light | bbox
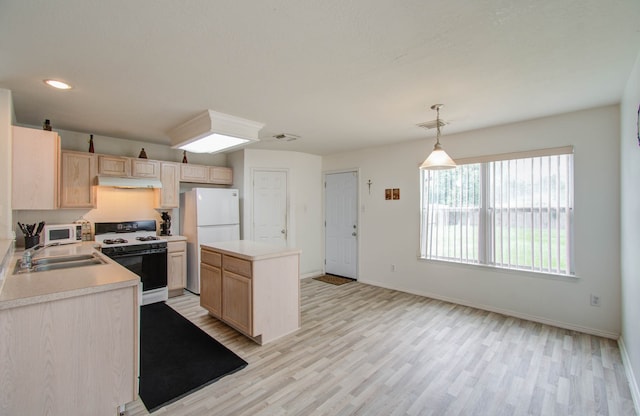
[44,79,72,90]
[168,110,264,154]
[178,133,250,154]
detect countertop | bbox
[0,242,139,311]
[201,240,301,261]
[164,235,187,242]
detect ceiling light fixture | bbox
[419,104,456,170]
[43,79,72,90]
[168,110,264,154]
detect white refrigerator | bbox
[180,188,240,294]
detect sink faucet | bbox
[21,242,59,270]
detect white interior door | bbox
[253,170,288,247]
[325,171,358,279]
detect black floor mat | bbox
[139,302,247,412]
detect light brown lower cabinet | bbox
[0,285,138,416]
[200,242,300,344]
[167,240,187,297]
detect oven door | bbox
[112,250,167,291]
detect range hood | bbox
[96,176,163,189]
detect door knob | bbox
[281,229,286,234]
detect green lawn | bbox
[427,223,569,273]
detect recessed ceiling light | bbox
[43,79,72,90]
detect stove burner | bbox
[136,236,160,242]
[103,238,128,245]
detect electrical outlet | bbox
[590,294,601,307]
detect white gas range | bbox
[95,220,168,305]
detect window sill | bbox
[417,256,579,282]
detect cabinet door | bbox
[131,159,160,179]
[60,151,96,208]
[167,251,186,291]
[98,155,130,176]
[209,166,233,185]
[156,162,180,208]
[180,164,208,183]
[11,126,60,209]
[200,263,222,318]
[222,270,252,335]
[167,242,186,292]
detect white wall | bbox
[0,89,13,240]
[236,149,323,278]
[620,50,640,407]
[323,105,621,337]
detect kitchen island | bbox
[0,242,139,416]
[200,240,301,345]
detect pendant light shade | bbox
[420,104,456,170]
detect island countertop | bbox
[200,240,301,261]
[0,242,139,310]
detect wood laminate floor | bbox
[126,278,636,416]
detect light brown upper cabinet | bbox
[59,150,97,208]
[180,164,209,183]
[98,155,130,177]
[156,162,180,209]
[209,166,233,185]
[131,159,160,179]
[12,126,60,210]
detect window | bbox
[420,147,574,276]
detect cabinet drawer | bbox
[201,249,221,267]
[223,255,252,278]
[168,240,186,253]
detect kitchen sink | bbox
[13,253,107,274]
[31,254,97,265]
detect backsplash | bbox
[13,187,177,246]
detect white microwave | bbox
[43,224,83,245]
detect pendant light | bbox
[419,104,456,170]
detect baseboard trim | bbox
[619,336,640,414]
[301,270,324,280]
[359,278,620,339]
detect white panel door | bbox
[325,171,358,279]
[253,170,288,247]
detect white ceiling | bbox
[1,0,639,156]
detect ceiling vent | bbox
[416,119,448,130]
[273,133,300,142]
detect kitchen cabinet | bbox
[201,263,222,317]
[167,240,187,297]
[11,126,60,209]
[59,150,97,208]
[209,166,233,184]
[180,163,209,183]
[200,241,300,344]
[0,282,139,416]
[156,161,180,208]
[131,158,160,179]
[98,154,130,176]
